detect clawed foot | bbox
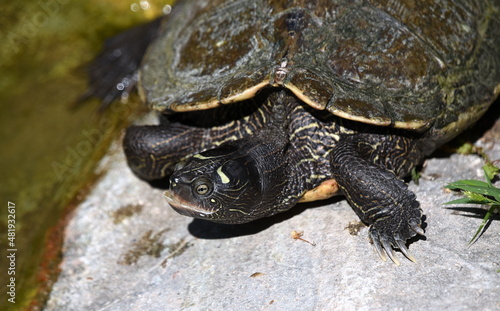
[330,133,427,265]
[369,215,425,265]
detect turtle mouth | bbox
[163,190,219,218]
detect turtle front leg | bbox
[123,123,207,181]
[331,133,425,265]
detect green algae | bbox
[0,1,173,309]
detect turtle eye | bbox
[196,184,209,195]
[193,179,213,196]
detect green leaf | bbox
[444,197,493,205]
[411,167,420,186]
[446,179,491,188]
[456,142,475,155]
[463,191,489,202]
[482,163,499,182]
[444,159,499,247]
[469,204,498,245]
[445,181,500,199]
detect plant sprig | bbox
[444,162,500,248]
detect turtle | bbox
[87,0,500,264]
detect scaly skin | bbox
[331,134,425,264]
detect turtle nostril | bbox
[170,176,180,187]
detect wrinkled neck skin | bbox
[167,90,335,223]
[210,102,297,223]
[243,93,307,219]
[167,91,307,224]
[235,127,291,220]
[206,91,333,221]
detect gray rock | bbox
[45,115,500,311]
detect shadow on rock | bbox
[188,197,343,239]
[446,206,500,221]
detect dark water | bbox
[0,1,173,309]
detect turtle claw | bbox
[370,231,402,265]
[369,215,422,265]
[410,221,425,236]
[395,236,417,263]
[381,238,400,266]
[370,231,387,262]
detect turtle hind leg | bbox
[331,133,425,265]
[123,123,206,181]
[78,17,164,110]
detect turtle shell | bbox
[139,0,500,134]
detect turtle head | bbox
[164,145,269,224]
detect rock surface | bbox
[45,115,499,311]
